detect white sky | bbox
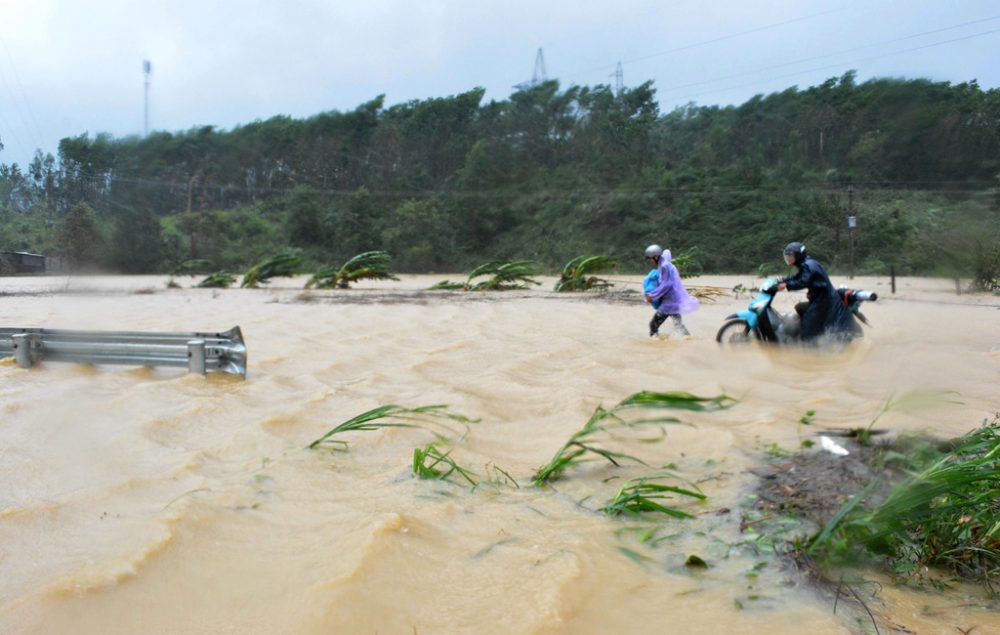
[1,0,998,168]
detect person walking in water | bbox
[643,244,699,337]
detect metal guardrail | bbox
[0,326,246,378]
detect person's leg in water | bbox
[650,313,690,337]
[670,314,691,336]
[649,312,668,337]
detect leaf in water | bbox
[618,546,653,566]
[472,538,518,559]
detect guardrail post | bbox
[1,326,246,377]
[187,339,206,375]
[12,333,32,368]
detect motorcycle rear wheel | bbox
[716,318,758,347]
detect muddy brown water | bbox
[1,274,998,634]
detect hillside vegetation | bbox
[1,72,997,281]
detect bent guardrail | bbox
[0,326,246,378]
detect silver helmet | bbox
[644,244,664,259]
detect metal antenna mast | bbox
[143,60,152,136]
[532,48,546,84]
[513,48,547,92]
[612,62,623,95]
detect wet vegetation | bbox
[195,272,236,288]
[600,471,706,519]
[553,256,618,292]
[532,391,735,486]
[432,260,542,291]
[305,250,398,289]
[971,242,1000,293]
[240,251,301,288]
[411,442,478,487]
[297,386,994,632]
[808,417,1000,591]
[307,404,478,451]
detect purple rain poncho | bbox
[647,250,699,316]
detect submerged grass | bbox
[809,416,1000,592]
[601,471,706,519]
[307,404,478,451]
[532,391,735,486]
[412,442,478,487]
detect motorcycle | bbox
[716,279,877,347]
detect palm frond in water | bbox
[429,280,466,290]
[554,255,618,292]
[196,272,236,288]
[307,251,399,289]
[467,260,541,291]
[241,251,301,288]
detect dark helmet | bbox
[783,241,806,264]
[644,244,664,259]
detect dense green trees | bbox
[1,73,997,278]
[56,202,104,271]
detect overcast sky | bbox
[1,0,997,168]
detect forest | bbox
[0,71,998,282]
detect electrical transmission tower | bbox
[611,62,623,95]
[513,48,547,92]
[143,60,152,136]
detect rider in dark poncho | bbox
[776,242,857,342]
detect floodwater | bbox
[1,273,997,634]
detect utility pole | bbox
[847,185,856,279]
[143,60,152,136]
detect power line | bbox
[52,164,1000,200]
[655,14,1000,96]
[562,4,850,83]
[666,26,1000,103]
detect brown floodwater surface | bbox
[1,274,997,634]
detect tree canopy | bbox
[1,72,997,277]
